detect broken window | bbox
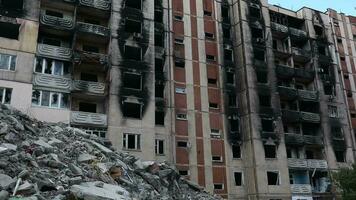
[175,87,186,94]
[31,90,68,109]
[234,172,243,186]
[264,145,276,158]
[155,111,165,125]
[205,32,214,40]
[226,71,235,84]
[257,72,268,83]
[81,73,98,82]
[230,117,239,132]
[224,49,233,61]
[176,113,187,120]
[42,38,61,46]
[267,171,280,185]
[125,19,142,33]
[314,25,324,37]
[335,151,345,162]
[232,144,241,159]
[254,49,265,61]
[123,73,142,90]
[155,139,164,155]
[125,0,141,10]
[45,10,63,18]
[155,34,164,47]
[83,45,99,53]
[79,102,96,113]
[0,22,20,40]
[221,5,230,22]
[228,94,236,107]
[209,102,219,109]
[35,58,67,76]
[210,129,221,138]
[123,102,142,119]
[223,26,231,38]
[177,141,188,147]
[1,0,23,10]
[251,27,264,40]
[155,10,163,23]
[174,58,185,68]
[124,45,142,60]
[212,156,222,162]
[123,133,141,150]
[259,95,271,107]
[206,55,215,62]
[328,105,338,118]
[0,53,16,71]
[155,84,164,98]
[249,6,261,19]
[262,119,274,132]
[213,184,224,190]
[179,170,189,176]
[208,78,217,85]
[0,87,12,104]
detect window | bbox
[0,87,12,104]
[232,144,241,159]
[125,0,141,10]
[123,133,141,150]
[177,141,188,147]
[174,15,183,21]
[175,87,186,94]
[331,127,344,140]
[175,58,185,68]
[206,55,215,62]
[31,90,68,109]
[226,72,235,85]
[228,94,237,107]
[78,127,107,138]
[208,78,217,85]
[204,10,212,16]
[42,38,61,46]
[335,151,345,162]
[210,129,221,138]
[155,139,164,155]
[209,103,219,109]
[45,10,63,18]
[123,73,142,90]
[264,145,276,158]
[174,37,184,44]
[83,45,99,53]
[213,184,224,190]
[35,58,65,76]
[179,170,189,176]
[0,53,16,71]
[81,73,98,82]
[123,102,142,119]
[124,45,142,60]
[205,32,214,40]
[155,111,165,125]
[328,105,338,118]
[224,49,233,61]
[79,102,96,113]
[125,19,142,33]
[234,172,243,186]
[267,171,280,185]
[1,0,24,10]
[0,22,20,40]
[212,156,223,162]
[176,113,187,120]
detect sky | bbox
[268,0,355,16]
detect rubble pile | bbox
[0,105,220,200]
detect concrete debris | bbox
[0,104,220,200]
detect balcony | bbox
[298,90,318,102]
[294,68,315,82]
[76,22,110,37]
[70,111,107,127]
[289,27,308,38]
[275,64,294,79]
[288,158,328,170]
[304,135,323,146]
[273,48,291,59]
[300,112,320,123]
[282,110,300,123]
[318,54,332,64]
[259,106,274,117]
[33,73,71,93]
[37,44,73,61]
[40,13,74,30]
[278,86,297,100]
[285,133,323,146]
[155,46,165,58]
[292,48,312,63]
[291,184,312,194]
[271,22,288,35]
[253,59,267,71]
[72,80,106,95]
[79,0,111,11]
[74,51,109,65]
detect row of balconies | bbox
[70,111,107,127]
[33,73,106,95]
[271,22,308,38]
[276,64,315,81]
[288,158,328,170]
[278,86,319,102]
[62,0,111,11]
[285,133,323,146]
[282,110,321,123]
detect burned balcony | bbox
[74,51,109,65]
[304,135,323,146]
[285,133,323,146]
[275,64,294,79]
[288,158,328,170]
[271,22,288,38]
[289,27,308,38]
[72,80,106,95]
[37,44,73,61]
[221,4,231,24]
[291,184,312,194]
[298,90,319,102]
[292,47,312,63]
[79,0,111,11]
[0,0,23,17]
[76,22,110,37]
[294,68,315,82]
[70,111,107,127]
[33,73,71,93]
[300,112,320,123]
[282,110,300,123]
[40,11,74,30]
[278,86,297,100]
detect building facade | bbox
[0,0,356,199]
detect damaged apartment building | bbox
[1,0,356,199]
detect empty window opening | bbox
[305,150,314,159]
[251,27,264,40]
[324,85,334,96]
[267,171,280,185]
[224,49,233,61]
[259,95,271,107]
[123,102,142,119]
[318,46,327,56]
[223,26,231,38]
[125,0,141,10]
[175,58,185,68]
[204,10,212,16]
[79,102,97,113]
[123,73,142,90]
[155,111,165,125]
[314,25,324,37]
[177,141,188,147]
[230,118,239,132]
[214,184,224,190]
[328,105,338,118]
[174,15,183,21]
[254,49,265,61]
[83,45,99,53]
[331,127,344,140]
[208,78,217,85]
[123,133,140,150]
[125,19,142,33]
[335,151,345,162]
[155,10,163,23]
[210,129,221,138]
[209,102,219,109]
[232,144,241,158]
[234,172,243,186]
[205,32,214,39]
[45,10,63,18]
[0,22,20,40]
[257,72,268,83]
[228,94,237,107]
[155,58,164,71]
[155,34,164,47]
[84,18,100,25]
[81,73,98,82]
[221,6,230,22]
[212,156,223,162]
[176,113,187,120]
[0,87,12,104]
[179,170,189,176]
[262,119,274,132]
[206,55,215,62]
[155,84,164,98]
[1,0,23,10]
[249,6,261,18]
[155,139,164,155]
[125,45,142,60]
[0,53,16,71]
[351,113,356,118]
[174,37,184,44]
[42,38,61,46]
[264,145,277,158]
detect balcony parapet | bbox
[298,90,318,102]
[300,112,320,123]
[77,22,110,37]
[37,44,73,61]
[72,80,106,95]
[33,73,71,93]
[271,22,288,33]
[291,184,312,194]
[79,0,111,11]
[289,27,308,38]
[288,158,328,170]
[70,111,107,127]
[40,13,74,30]
[285,133,323,146]
[74,51,109,65]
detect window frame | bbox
[155,139,165,155]
[35,57,64,76]
[234,171,244,186]
[0,87,12,104]
[0,53,16,71]
[31,90,68,109]
[122,133,141,150]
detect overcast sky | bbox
[268,0,355,16]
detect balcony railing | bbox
[285,133,323,146]
[72,80,106,95]
[304,135,323,145]
[70,111,107,127]
[79,0,111,11]
[298,90,318,101]
[275,64,294,78]
[271,22,288,33]
[76,22,110,37]
[300,112,320,123]
[278,86,297,100]
[288,158,328,170]
[74,51,109,65]
[291,184,312,194]
[289,27,308,38]
[33,73,71,93]
[292,48,311,58]
[294,68,315,81]
[282,110,300,123]
[40,13,74,30]
[37,44,73,61]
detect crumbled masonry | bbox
[0,104,220,200]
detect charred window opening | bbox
[228,94,237,107]
[45,10,63,18]
[123,73,142,90]
[249,6,261,19]
[324,85,334,96]
[302,123,319,135]
[257,72,268,83]
[226,71,235,85]
[155,10,163,23]
[230,117,239,132]
[299,101,319,113]
[179,170,188,176]
[221,5,230,23]
[1,0,23,10]
[259,95,271,107]
[81,73,98,82]
[331,127,344,140]
[288,17,305,30]
[205,32,214,40]
[84,19,100,25]
[155,84,164,98]
[254,49,265,61]
[155,58,164,72]
[208,78,217,85]
[314,25,324,37]
[124,45,142,60]
[0,22,20,40]
[262,119,274,132]
[209,103,219,109]
[267,171,280,185]
[155,34,164,47]
[232,144,241,158]
[224,49,233,61]
[251,27,263,39]
[79,102,97,113]
[335,151,345,162]
[155,111,165,125]
[264,145,276,158]
[177,141,188,147]
[123,102,142,119]
[305,150,314,159]
[83,45,99,53]
[318,46,327,56]
[234,172,243,186]
[125,19,142,34]
[125,0,142,10]
[175,58,185,68]
[270,12,288,25]
[223,26,231,39]
[42,38,61,46]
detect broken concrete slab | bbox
[70,181,130,200]
[0,174,15,189]
[77,153,97,163]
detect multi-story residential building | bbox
[0,0,355,199]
